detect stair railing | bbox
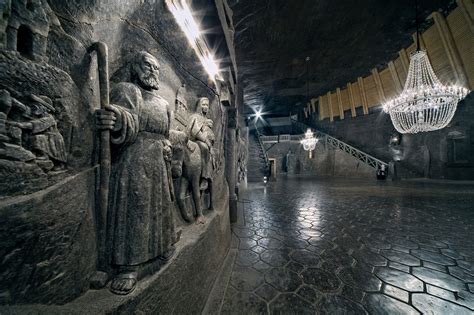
[254,123,270,175]
[291,119,388,170]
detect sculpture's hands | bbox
[162,139,173,162]
[95,106,122,131]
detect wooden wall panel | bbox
[327,92,334,121]
[380,68,396,100]
[318,96,327,120]
[394,57,407,83]
[448,7,474,88]
[352,81,362,108]
[330,93,339,118]
[341,88,351,111]
[363,76,379,107]
[423,26,456,84]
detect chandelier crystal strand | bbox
[383,50,469,134]
[301,129,318,151]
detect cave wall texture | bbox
[0,0,234,308]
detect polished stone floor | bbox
[217,177,474,314]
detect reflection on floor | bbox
[218,177,474,314]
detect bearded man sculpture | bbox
[96,51,176,295]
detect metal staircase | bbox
[291,119,388,170]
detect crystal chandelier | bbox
[382,2,469,134]
[383,50,468,134]
[301,129,318,151]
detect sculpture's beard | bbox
[139,70,160,90]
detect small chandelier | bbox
[301,129,318,151]
[383,2,469,134]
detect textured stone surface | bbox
[1,193,231,314]
[0,168,97,304]
[213,177,474,313]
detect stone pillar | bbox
[226,107,238,223]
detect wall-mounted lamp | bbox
[389,133,401,146]
[166,0,221,81]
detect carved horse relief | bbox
[170,93,215,224]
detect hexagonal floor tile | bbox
[412,293,472,315]
[290,249,321,266]
[269,293,316,314]
[375,267,424,292]
[235,249,260,267]
[411,249,456,266]
[260,250,290,267]
[412,267,467,292]
[297,285,321,304]
[319,295,368,315]
[363,294,419,315]
[255,283,279,302]
[338,266,382,292]
[221,292,268,314]
[258,237,283,250]
[230,265,265,292]
[380,249,421,267]
[264,268,302,292]
[301,268,340,293]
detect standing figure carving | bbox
[96,51,176,295]
[187,97,215,211]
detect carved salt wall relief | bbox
[237,130,248,183]
[171,95,221,224]
[0,0,233,308]
[0,91,66,174]
[0,0,90,197]
[95,51,178,295]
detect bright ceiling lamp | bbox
[301,129,318,151]
[166,0,221,80]
[382,2,469,134]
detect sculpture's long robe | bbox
[107,82,175,266]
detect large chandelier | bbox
[382,1,469,134]
[383,50,468,134]
[301,129,318,151]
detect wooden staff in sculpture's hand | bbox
[87,42,115,275]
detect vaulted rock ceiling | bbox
[229,0,454,116]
